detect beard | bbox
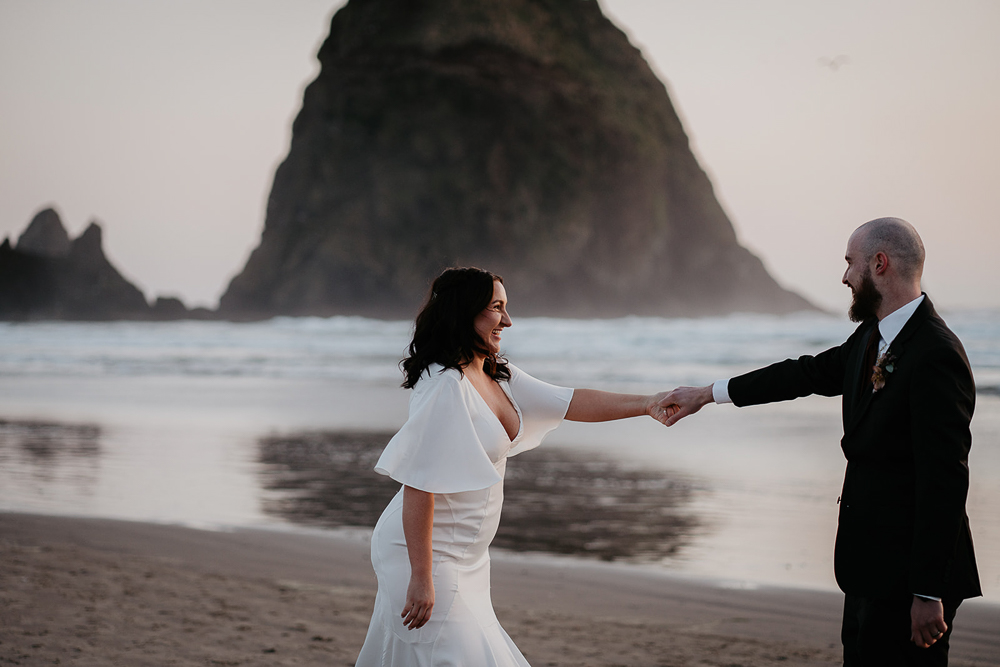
[848,267,883,322]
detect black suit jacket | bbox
[729,296,981,600]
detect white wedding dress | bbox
[355,363,573,667]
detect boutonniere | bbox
[871,351,897,392]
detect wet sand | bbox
[3,513,998,666]
[258,429,701,562]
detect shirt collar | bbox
[877,294,924,347]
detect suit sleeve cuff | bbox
[914,594,942,602]
[712,379,732,405]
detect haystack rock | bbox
[0,208,152,320]
[220,0,814,319]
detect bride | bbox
[355,267,674,666]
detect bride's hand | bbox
[401,574,435,630]
[648,392,679,425]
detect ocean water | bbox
[1,310,998,596]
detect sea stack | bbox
[0,208,151,320]
[220,0,813,319]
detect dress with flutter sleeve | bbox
[355,363,573,667]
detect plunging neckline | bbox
[467,375,522,443]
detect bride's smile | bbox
[473,281,512,356]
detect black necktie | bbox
[860,324,881,393]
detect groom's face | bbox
[843,232,883,322]
[848,266,882,322]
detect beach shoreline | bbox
[2,512,998,666]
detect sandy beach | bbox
[2,513,998,667]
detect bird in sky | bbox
[818,55,851,71]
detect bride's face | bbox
[473,281,511,355]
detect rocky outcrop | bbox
[17,208,71,257]
[1,208,216,321]
[220,0,814,319]
[150,296,214,321]
[0,209,152,320]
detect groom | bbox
[660,218,980,665]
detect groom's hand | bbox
[649,392,681,425]
[657,385,715,426]
[910,596,947,648]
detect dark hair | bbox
[401,267,511,389]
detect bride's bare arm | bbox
[401,485,435,630]
[565,389,676,424]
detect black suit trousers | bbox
[842,594,961,666]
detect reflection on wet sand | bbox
[259,431,396,530]
[501,449,701,562]
[0,419,100,459]
[0,419,101,467]
[0,418,102,489]
[258,431,702,563]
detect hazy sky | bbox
[2,0,998,312]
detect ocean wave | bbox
[1,311,997,389]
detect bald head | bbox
[853,217,925,281]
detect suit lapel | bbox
[843,295,933,438]
[887,293,934,353]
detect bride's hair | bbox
[401,267,511,389]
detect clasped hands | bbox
[648,385,715,427]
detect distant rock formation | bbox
[1,208,162,321]
[150,296,199,320]
[17,208,71,257]
[220,0,814,319]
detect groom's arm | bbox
[728,341,850,406]
[909,343,976,594]
[908,340,975,647]
[660,334,859,426]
